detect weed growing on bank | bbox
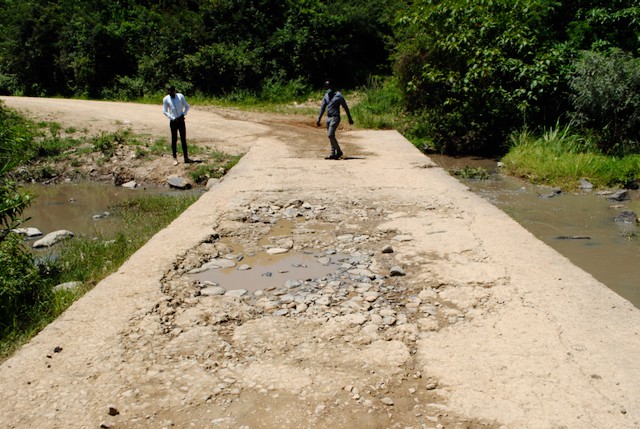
[189,151,242,183]
[503,125,640,190]
[449,166,492,181]
[0,193,199,361]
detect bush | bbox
[569,49,640,155]
[92,131,127,158]
[352,76,404,129]
[0,232,48,336]
[393,0,570,156]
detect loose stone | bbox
[12,227,43,237]
[32,230,74,248]
[390,266,406,277]
[381,397,394,406]
[363,291,380,302]
[53,281,82,292]
[225,289,248,297]
[266,247,289,255]
[392,234,413,242]
[201,286,226,296]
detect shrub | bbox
[91,131,126,158]
[503,124,640,189]
[0,233,48,335]
[352,76,405,130]
[393,0,569,155]
[569,49,640,155]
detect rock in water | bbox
[615,210,638,224]
[607,190,629,201]
[13,227,43,237]
[167,175,191,189]
[32,230,74,248]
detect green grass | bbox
[351,77,405,130]
[0,192,199,361]
[503,125,640,190]
[449,166,492,180]
[188,151,242,183]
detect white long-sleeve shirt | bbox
[162,93,190,121]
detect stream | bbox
[431,155,640,309]
[19,182,200,239]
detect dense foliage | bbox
[0,0,400,98]
[0,0,638,156]
[569,49,640,155]
[0,103,42,337]
[393,0,640,155]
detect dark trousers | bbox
[326,116,341,155]
[170,116,188,161]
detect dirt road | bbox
[2,96,640,429]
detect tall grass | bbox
[351,76,405,130]
[0,193,198,361]
[503,124,640,189]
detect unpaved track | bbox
[1,97,640,429]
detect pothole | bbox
[190,248,349,292]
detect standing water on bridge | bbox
[431,155,640,308]
[17,172,640,309]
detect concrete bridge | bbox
[1,97,639,428]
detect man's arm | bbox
[180,94,190,117]
[317,96,327,126]
[342,97,354,125]
[162,97,175,121]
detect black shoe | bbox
[336,150,344,159]
[324,154,338,160]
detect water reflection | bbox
[19,182,199,239]
[431,155,640,308]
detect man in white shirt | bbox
[162,85,191,165]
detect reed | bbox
[503,125,640,190]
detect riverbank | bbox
[1,97,640,428]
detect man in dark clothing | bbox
[316,81,354,160]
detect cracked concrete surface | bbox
[1,97,640,429]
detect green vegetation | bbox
[503,124,640,190]
[0,0,400,99]
[393,0,640,156]
[1,1,638,160]
[449,166,492,181]
[0,192,198,360]
[0,102,212,360]
[188,152,242,183]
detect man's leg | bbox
[177,117,189,162]
[170,121,179,164]
[326,117,342,158]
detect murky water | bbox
[431,155,640,308]
[18,168,640,308]
[192,248,347,292]
[18,182,197,240]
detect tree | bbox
[393,0,569,155]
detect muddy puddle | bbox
[189,219,349,292]
[191,247,348,292]
[19,182,200,239]
[431,155,640,308]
